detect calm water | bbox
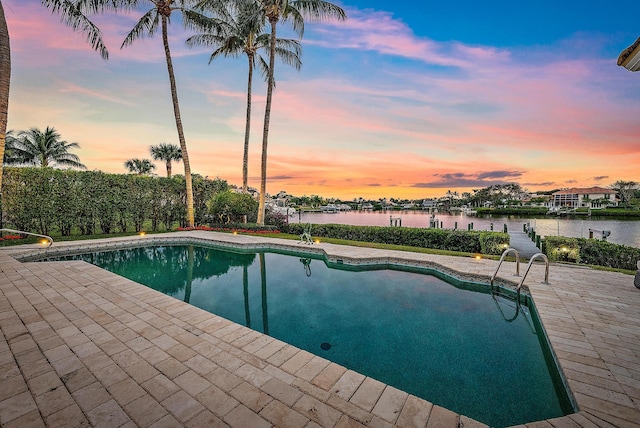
[290,211,640,247]
[50,245,573,427]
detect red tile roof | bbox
[553,187,617,195]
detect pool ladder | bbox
[490,248,520,287]
[491,248,549,296]
[0,229,53,247]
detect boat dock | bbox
[507,231,541,259]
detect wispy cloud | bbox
[58,81,136,106]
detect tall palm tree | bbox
[189,0,301,194]
[256,0,346,225]
[120,0,217,228]
[1,0,112,227]
[124,158,156,175]
[8,126,86,168]
[150,142,182,177]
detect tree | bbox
[610,180,639,204]
[150,142,182,177]
[7,126,86,169]
[120,0,215,227]
[1,0,112,227]
[255,0,346,225]
[124,158,156,175]
[206,189,258,223]
[189,0,301,194]
[2,129,16,164]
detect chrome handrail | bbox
[490,248,520,287]
[0,229,53,247]
[517,253,549,294]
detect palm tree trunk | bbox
[166,159,172,177]
[162,14,194,227]
[243,54,253,194]
[0,0,10,228]
[257,17,278,225]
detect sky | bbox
[4,0,640,200]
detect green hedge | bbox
[542,236,581,263]
[588,208,640,217]
[575,239,640,270]
[543,235,640,270]
[1,167,228,235]
[476,207,549,216]
[283,223,509,255]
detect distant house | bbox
[421,199,436,209]
[552,187,618,209]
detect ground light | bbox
[139,231,146,237]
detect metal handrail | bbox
[0,229,53,247]
[490,248,520,287]
[517,253,549,293]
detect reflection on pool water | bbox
[47,244,574,427]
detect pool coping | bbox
[1,231,639,427]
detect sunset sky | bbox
[5,0,640,200]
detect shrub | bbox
[206,190,258,224]
[283,223,508,254]
[543,236,581,263]
[1,167,227,235]
[576,239,640,271]
[479,232,510,255]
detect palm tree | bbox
[189,0,301,194]
[1,0,112,227]
[2,129,17,164]
[119,1,217,228]
[150,142,182,177]
[8,126,86,168]
[256,0,346,225]
[124,158,156,175]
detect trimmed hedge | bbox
[576,238,640,271]
[476,207,549,216]
[1,167,228,235]
[542,236,581,263]
[283,223,509,255]
[543,236,640,270]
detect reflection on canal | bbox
[291,211,640,247]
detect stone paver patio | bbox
[1,231,639,427]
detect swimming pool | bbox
[45,243,573,427]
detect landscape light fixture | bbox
[617,37,640,72]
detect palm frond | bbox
[41,0,109,59]
[256,55,270,81]
[291,0,346,22]
[273,44,302,70]
[185,33,225,48]
[122,8,160,48]
[182,9,227,35]
[282,6,304,37]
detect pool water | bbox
[51,244,573,427]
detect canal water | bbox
[290,211,640,248]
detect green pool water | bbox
[49,244,573,426]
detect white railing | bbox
[0,229,53,247]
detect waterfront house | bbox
[552,187,618,209]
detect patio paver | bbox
[1,231,639,427]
